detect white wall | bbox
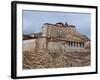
[0,0,99,80]
[23,39,36,51]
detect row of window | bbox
[64,42,84,47]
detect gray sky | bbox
[23,10,91,38]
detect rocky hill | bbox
[23,47,90,69]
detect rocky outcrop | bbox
[23,48,90,69]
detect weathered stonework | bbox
[23,22,90,69]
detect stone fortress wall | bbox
[23,22,91,69]
[23,22,90,53]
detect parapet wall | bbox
[23,39,36,52]
[23,38,47,51]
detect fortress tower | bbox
[42,22,89,48]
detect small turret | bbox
[69,25,75,28]
[56,22,65,27]
[65,22,68,26]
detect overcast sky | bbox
[23,10,91,38]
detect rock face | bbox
[23,49,90,69]
[23,22,91,69]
